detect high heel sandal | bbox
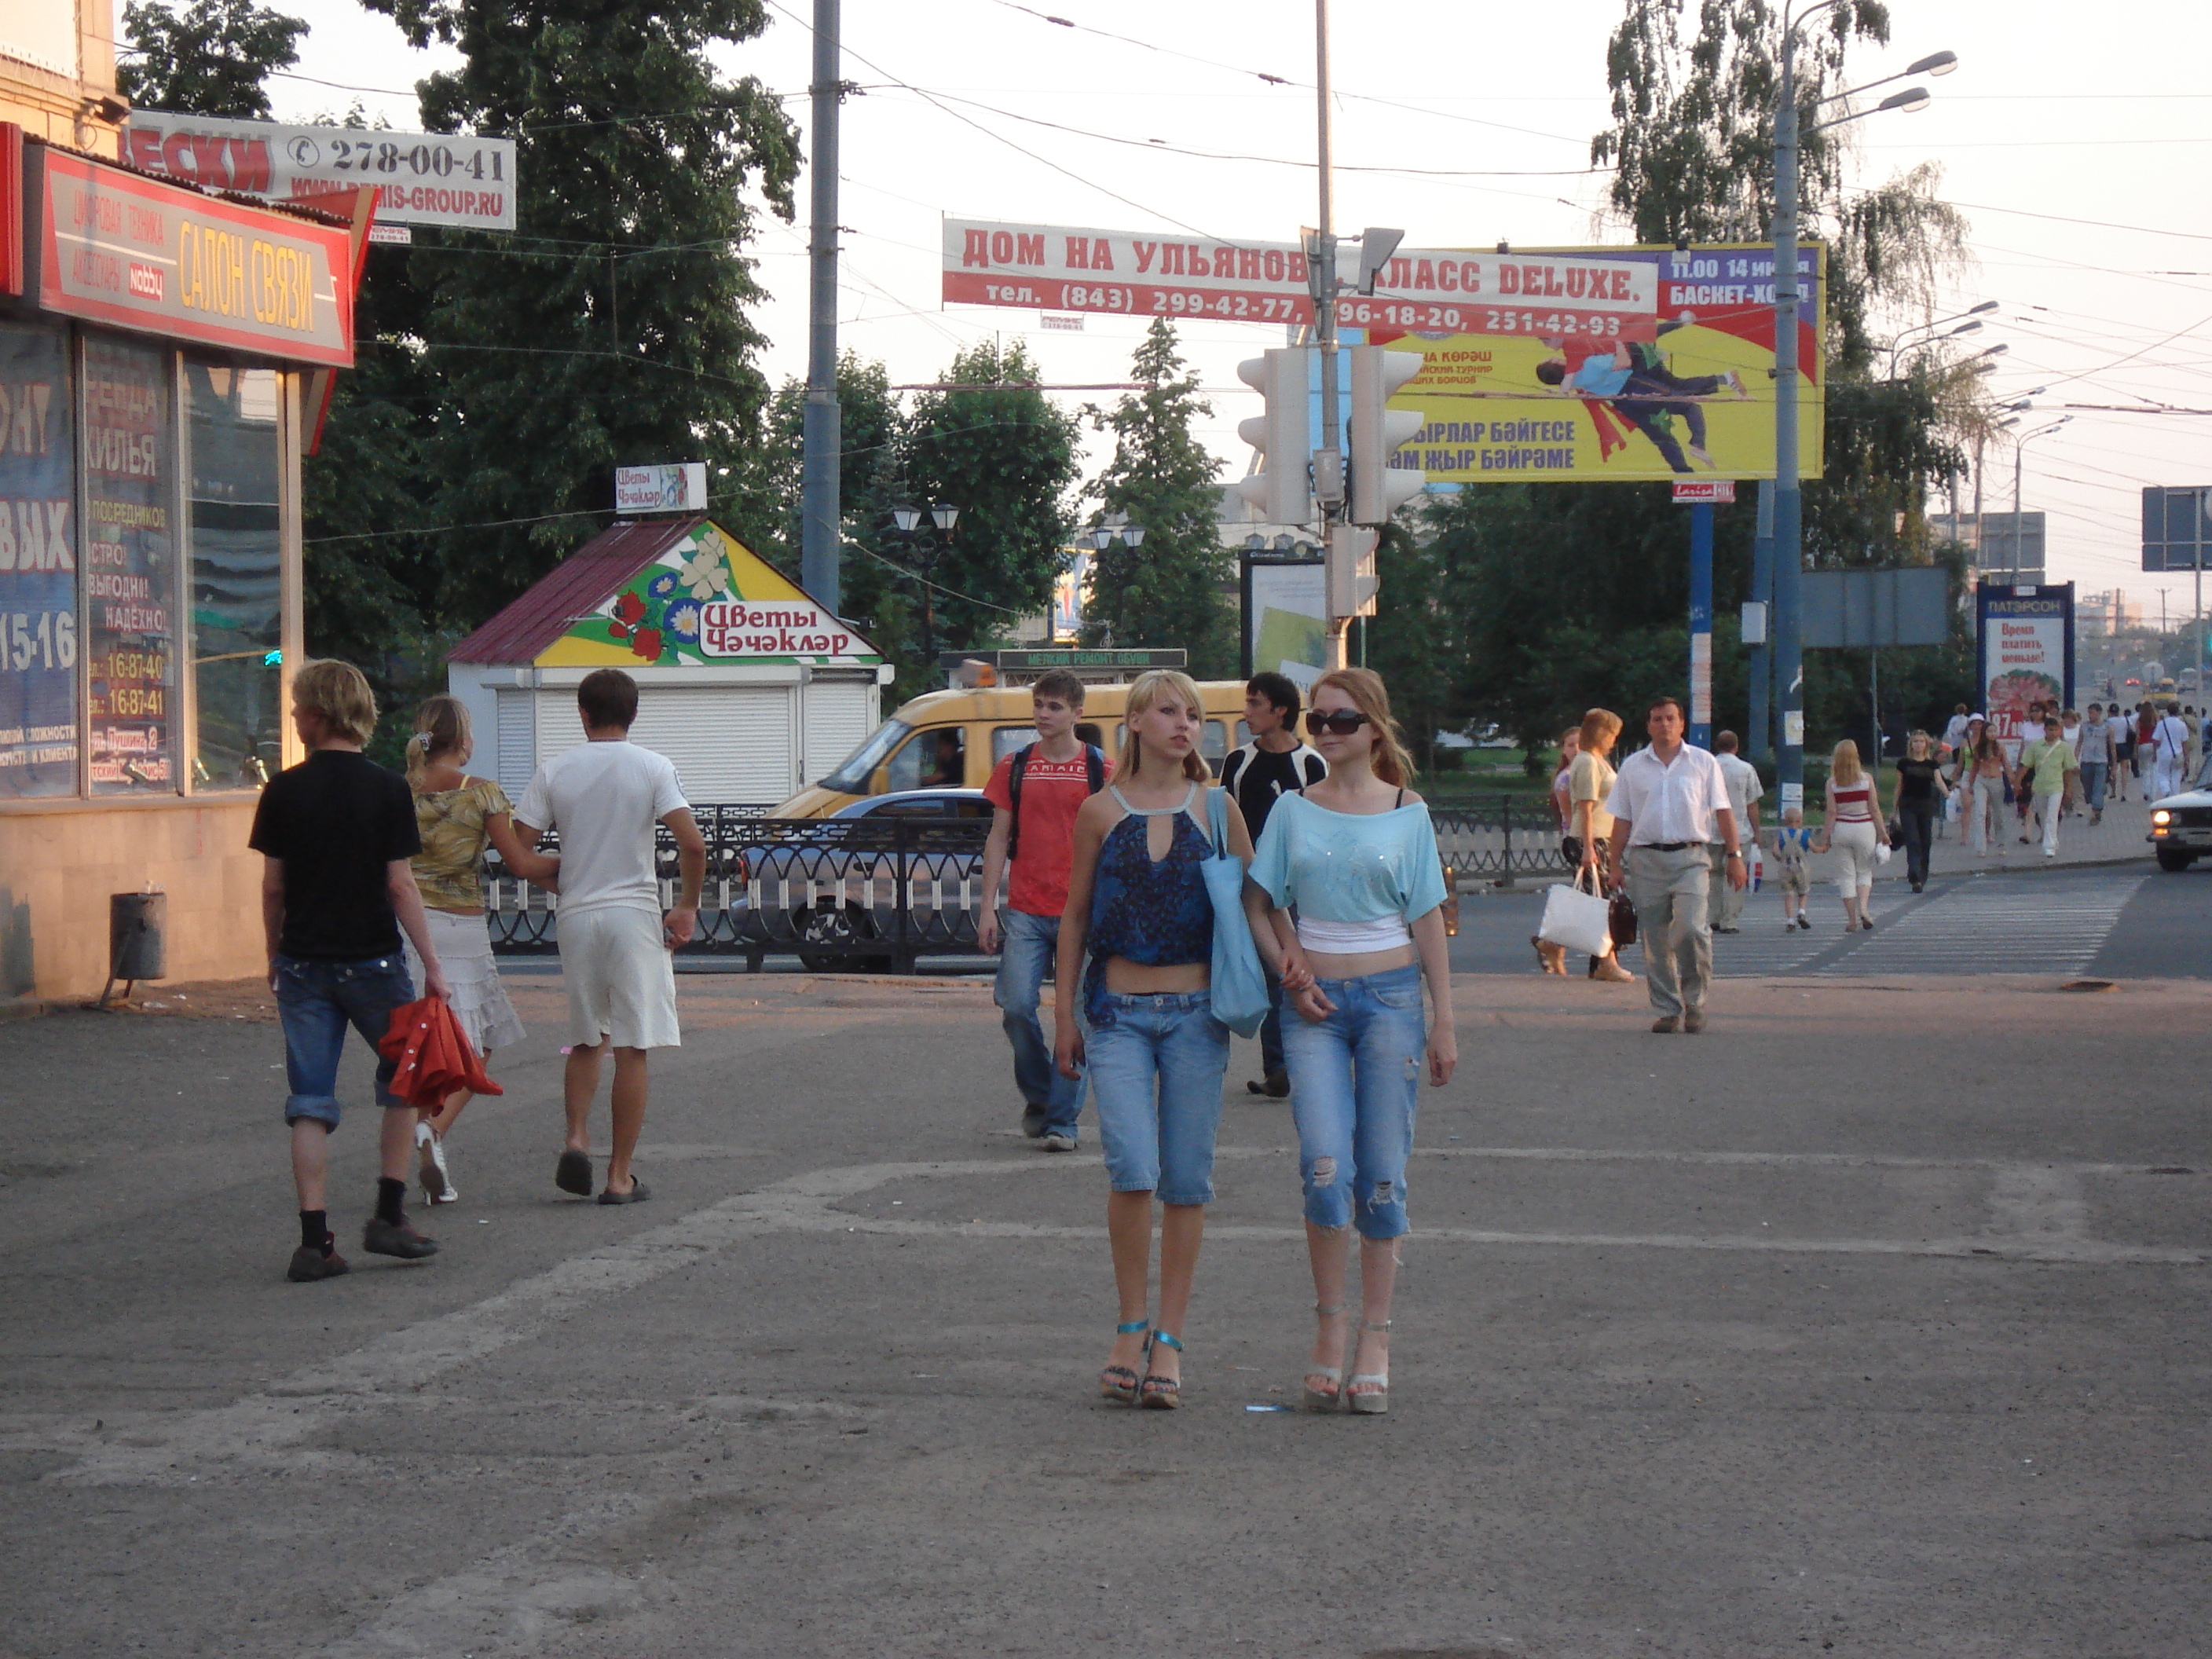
[1137,1330,1183,1410]
[1347,1318,1391,1415]
[1099,1319,1148,1405]
[1302,1302,1348,1411]
[1529,935,1566,975]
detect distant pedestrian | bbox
[1941,703,1972,754]
[251,659,450,1284]
[1815,739,1887,930]
[1892,730,1943,892]
[1248,667,1455,1412]
[2078,703,2115,824]
[2137,701,2162,793]
[2150,702,2191,798]
[1966,724,2009,856]
[1056,671,1264,1409]
[1218,672,1325,1095]
[401,696,562,1204]
[512,668,706,1205]
[1708,731,1763,933]
[1771,807,1815,930]
[1566,709,1635,982]
[1603,696,1747,1034]
[2016,716,2079,858]
[979,668,1111,1147]
[1534,726,1580,974]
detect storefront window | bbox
[185,361,283,789]
[82,336,179,794]
[0,319,79,799]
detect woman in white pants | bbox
[1816,740,1888,931]
[1966,726,2009,856]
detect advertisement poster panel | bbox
[1977,584,2075,758]
[0,318,77,797]
[945,221,1822,483]
[1246,560,1327,690]
[82,335,176,793]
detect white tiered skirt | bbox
[402,908,526,1057]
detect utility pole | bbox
[1749,480,1774,771]
[1310,0,1348,672]
[1771,41,1806,817]
[800,0,844,610]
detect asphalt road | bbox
[0,960,2206,1657]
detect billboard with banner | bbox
[1243,555,1327,687]
[944,221,1822,483]
[1977,583,2075,757]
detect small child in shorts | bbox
[1772,807,1814,931]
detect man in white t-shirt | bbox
[514,668,706,1205]
[1708,731,1764,933]
[2150,703,2192,799]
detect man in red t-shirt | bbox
[979,669,1111,1150]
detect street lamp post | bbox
[888,504,960,668]
[1771,5,1950,812]
[2009,416,2071,582]
[1883,300,1998,378]
[1086,520,1146,649]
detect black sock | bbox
[375,1177,406,1227]
[299,1210,330,1253]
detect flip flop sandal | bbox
[555,1149,594,1196]
[596,1177,650,1205]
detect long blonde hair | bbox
[1829,739,1863,786]
[408,694,473,787]
[1116,669,1211,782]
[1310,667,1415,788]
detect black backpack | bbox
[1006,742,1106,862]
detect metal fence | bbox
[485,796,1564,970]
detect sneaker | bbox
[417,1122,456,1205]
[1041,1131,1079,1152]
[1796,915,1812,930]
[1683,1009,1706,1034]
[287,1240,349,1283]
[1020,1107,1048,1140]
[362,1217,440,1260]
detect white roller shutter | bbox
[802,680,878,788]
[534,690,587,768]
[494,689,537,795]
[624,684,796,804]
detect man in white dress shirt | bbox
[1604,697,1748,1033]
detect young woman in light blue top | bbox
[1248,667,1457,1415]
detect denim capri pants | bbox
[1283,962,1426,1240]
[1083,990,1229,1205]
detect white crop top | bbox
[1296,914,1414,954]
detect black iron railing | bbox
[485,796,1563,969]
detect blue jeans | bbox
[994,909,1084,1132]
[1258,972,1286,1079]
[2081,762,2108,811]
[1284,963,1426,1240]
[273,952,416,1127]
[1083,990,1229,1204]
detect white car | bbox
[2147,786,2212,871]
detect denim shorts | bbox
[273,952,416,1127]
[1283,962,1426,1240]
[1083,990,1229,1205]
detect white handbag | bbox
[1538,868,1615,958]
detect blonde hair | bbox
[408,694,473,786]
[1577,707,1623,754]
[1309,667,1415,788]
[291,659,377,745]
[1829,739,1863,786]
[1117,669,1211,782]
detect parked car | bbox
[2147,784,2212,871]
[746,789,993,966]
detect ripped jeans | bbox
[1284,962,1426,1240]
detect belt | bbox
[1637,840,1698,852]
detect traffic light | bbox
[1346,345,1425,526]
[1236,347,1313,526]
[1326,523,1379,621]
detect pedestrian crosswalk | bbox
[1692,870,2146,978]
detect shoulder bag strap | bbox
[1005,743,1034,862]
[1206,782,1231,858]
[1085,743,1105,792]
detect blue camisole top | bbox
[1083,782,1216,1027]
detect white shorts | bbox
[559,906,681,1050]
[404,907,525,1057]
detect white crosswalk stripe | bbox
[1687,871,2144,978]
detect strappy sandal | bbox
[1098,1319,1149,1405]
[1302,1302,1348,1412]
[1137,1329,1183,1410]
[1348,1317,1391,1415]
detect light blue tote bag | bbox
[1203,786,1269,1038]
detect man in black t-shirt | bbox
[1218,672,1327,1097]
[249,660,451,1283]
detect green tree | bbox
[897,339,1080,679]
[1361,518,1465,775]
[116,0,306,117]
[1082,318,1231,674]
[364,0,801,627]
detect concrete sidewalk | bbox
[0,969,2205,1657]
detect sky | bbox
[262,0,2212,624]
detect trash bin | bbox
[108,891,166,982]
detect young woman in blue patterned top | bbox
[1249,668,1458,1414]
[1053,670,1272,1408]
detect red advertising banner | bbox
[0,124,20,298]
[1672,479,1737,503]
[29,145,353,367]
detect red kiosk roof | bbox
[448,517,709,665]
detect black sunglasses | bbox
[1306,709,1374,737]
